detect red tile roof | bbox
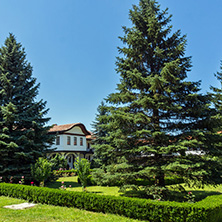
[86,134,94,140]
[49,123,91,135]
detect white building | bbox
[48,123,93,169]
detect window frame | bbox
[80,137,83,146]
[67,136,71,145]
[56,136,60,145]
[74,137,77,146]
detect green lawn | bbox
[47,176,222,201]
[47,176,122,196]
[1,178,222,221]
[174,183,222,201]
[0,196,144,222]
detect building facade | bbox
[48,123,93,169]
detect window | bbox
[56,136,60,145]
[87,143,90,149]
[80,137,83,146]
[74,137,77,145]
[67,136,71,145]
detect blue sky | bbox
[0,0,222,131]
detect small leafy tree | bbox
[74,158,91,191]
[50,154,67,170]
[31,157,52,186]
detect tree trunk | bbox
[155,171,165,187]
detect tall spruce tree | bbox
[91,101,112,167]
[210,61,222,124]
[93,0,222,187]
[0,34,54,178]
[208,61,222,162]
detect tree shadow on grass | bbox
[189,190,221,201]
[46,181,81,189]
[120,190,148,199]
[86,191,103,194]
[120,189,222,202]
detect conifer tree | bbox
[93,0,222,187]
[91,101,113,167]
[0,34,54,177]
[208,61,222,165]
[210,61,222,124]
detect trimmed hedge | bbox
[0,183,222,221]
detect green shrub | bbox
[74,158,91,191]
[31,157,52,186]
[92,168,184,187]
[77,174,96,186]
[0,183,222,221]
[92,169,125,186]
[50,154,67,170]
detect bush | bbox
[0,183,222,221]
[92,168,184,187]
[92,168,125,186]
[77,175,96,186]
[31,157,52,186]
[50,154,68,170]
[74,158,91,190]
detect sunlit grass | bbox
[169,183,222,201]
[2,177,222,221]
[69,185,121,196]
[0,196,144,222]
[182,184,222,193]
[47,176,222,202]
[47,176,122,196]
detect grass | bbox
[47,176,81,188]
[1,178,222,221]
[173,183,222,201]
[47,176,222,202]
[0,196,144,222]
[47,176,122,196]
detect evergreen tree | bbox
[91,101,113,167]
[210,61,222,125]
[0,34,54,177]
[93,0,222,188]
[208,61,222,163]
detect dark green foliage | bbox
[92,0,222,188]
[0,183,222,221]
[77,175,95,186]
[92,167,183,187]
[184,191,196,203]
[0,34,54,177]
[135,176,184,186]
[50,154,68,171]
[74,158,91,190]
[91,101,112,167]
[31,157,52,186]
[209,61,222,130]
